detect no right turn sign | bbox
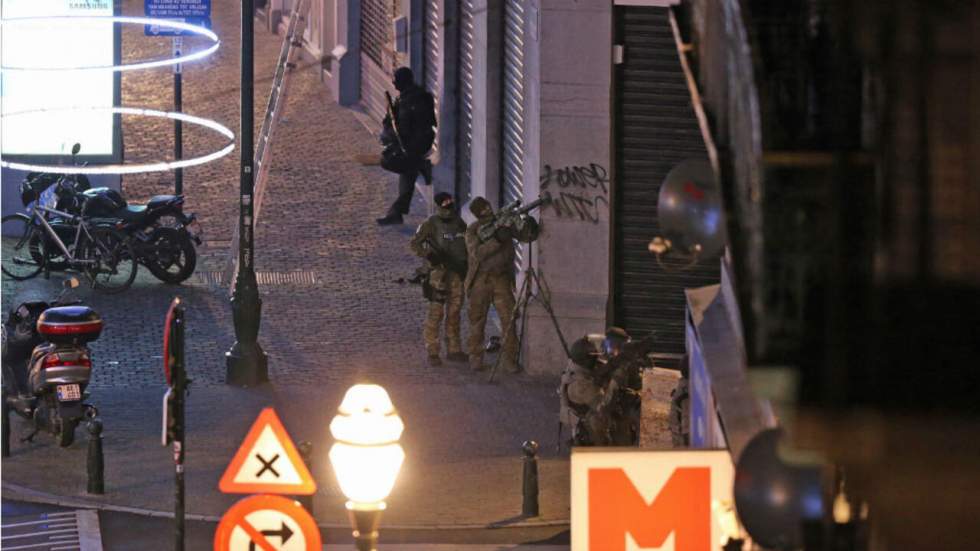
[214,494,321,551]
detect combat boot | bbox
[427,354,442,367]
[447,351,468,363]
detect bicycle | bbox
[2,177,138,294]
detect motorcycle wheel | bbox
[144,228,197,284]
[57,418,77,448]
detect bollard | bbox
[87,418,104,495]
[297,440,314,513]
[522,440,540,517]
[2,400,10,458]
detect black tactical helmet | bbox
[469,196,492,218]
[601,327,631,359]
[569,336,599,369]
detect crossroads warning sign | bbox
[219,408,317,495]
[214,494,321,551]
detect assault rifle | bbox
[383,91,406,155]
[421,237,468,276]
[477,197,549,242]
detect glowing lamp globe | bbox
[329,384,405,509]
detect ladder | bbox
[224,0,309,286]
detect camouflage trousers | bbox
[467,271,518,367]
[424,271,464,356]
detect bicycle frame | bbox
[29,204,98,267]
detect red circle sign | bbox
[214,495,321,551]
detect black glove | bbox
[495,226,515,242]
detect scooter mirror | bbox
[71,143,81,156]
[64,277,80,289]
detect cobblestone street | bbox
[2,0,568,530]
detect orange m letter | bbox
[588,467,710,551]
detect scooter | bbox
[1,278,102,447]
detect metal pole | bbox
[86,419,104,495]
[2,400,10,458]
[174,37,183,196]
[521,440,539,517]
[172,302,187,551]
[226,0,269,386]
[297,441,314,514]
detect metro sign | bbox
[571,449,734,551]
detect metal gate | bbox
[456,0,476,205]
[502,0,526,271]
[613,6,718,359]
[423,0,441,153]
[360,0,391,124]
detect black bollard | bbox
[2,400,11,458]
[87,418,104,495]
[522,440,539,517]
[297,440,314,513]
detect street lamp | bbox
[329,384,405,551]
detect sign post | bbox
[163,297,189,551]
[144,0,212,196]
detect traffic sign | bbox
[219,408,317,495]
[144,0,212,36]
[214,494,321,551]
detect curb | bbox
[1,481,571,531]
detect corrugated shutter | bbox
[456,0,476,205]
[613,6,719,358]
[423,0,441,154]
[360,0,386,67]
[502,0,526,272]
[360,0,391,126]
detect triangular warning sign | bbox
[219,408,316,495]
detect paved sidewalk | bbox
[2,0,569,531]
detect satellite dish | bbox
[733,428,825,550]
[653,159,727,262]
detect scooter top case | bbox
[36,306,102,345]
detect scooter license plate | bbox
[56,384,81,401]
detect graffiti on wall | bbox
[539,163,610,224]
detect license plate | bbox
[56,384,81,401]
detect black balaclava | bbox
[393,67,414,93]
[435,192,455,220]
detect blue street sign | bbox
[144,0,212,36]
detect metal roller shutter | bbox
[456,0,476,205]
[613,6,719,359]
[502,0,526,272]
[360,0,390,125]
[423,0,441,154]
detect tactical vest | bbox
[432,216,467,265]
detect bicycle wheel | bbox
[83,227,138,293]
[1,214,45,280]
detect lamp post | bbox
[329,384,405,551]
[226,0,268,386]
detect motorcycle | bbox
[78,186,200,284]
[25,143,201,284]
[1,278,102,447]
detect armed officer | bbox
[464,197,539,373]
[377,67,437,226]
[410,193,469,366]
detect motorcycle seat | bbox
[147,194,180,210]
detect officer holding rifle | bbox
[410,193,469,366]
[464,197,542,373]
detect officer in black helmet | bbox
[558,335,610,446]
[377,67,437,226]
